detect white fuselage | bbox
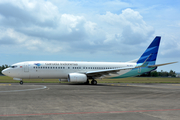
[3,61,137,80]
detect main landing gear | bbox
[91,79,97,85]
[20,81,23,85]
[84,79,97,85]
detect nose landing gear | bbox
[20,81,23,85]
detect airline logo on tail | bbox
[136,36,161,67]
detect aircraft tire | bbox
[91,80,97,85]
[20,81,23,85]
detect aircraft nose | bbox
[2,69,9,76]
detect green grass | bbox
[0,76,180,83]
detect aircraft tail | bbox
[136,36,161,67]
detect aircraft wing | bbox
[148,61,178,68]
[85,67,134,78]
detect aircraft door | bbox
[138,67,141,73]
[24,63,29,72]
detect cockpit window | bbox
[10,66,18,68]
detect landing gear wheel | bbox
[20,81,23,85]
[91,80,97,85]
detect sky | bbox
[0,0,179,72]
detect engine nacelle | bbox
[68,73,87,82]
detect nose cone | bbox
[2,69,8,76]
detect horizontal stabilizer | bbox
[148,61,178,68]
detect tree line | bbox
[0,65,9,75]
[138,70,176,77]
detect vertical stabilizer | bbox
[137,36,161,66]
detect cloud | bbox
[98,9,154,45]
[0,36,17,45]
[0,0,154,55]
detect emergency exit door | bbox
[24,63,29,72]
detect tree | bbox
[150,71,158,77]
[169,70,176,77]
[0,64,9,75]
[137,69,177,77]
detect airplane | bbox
[2,36,177,85]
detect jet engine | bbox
[68,73,87,82]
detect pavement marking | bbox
[0,84,11,86]
[108,84,129,86]
[172,84,180,86]
[0,86,47,93]
[0,109,180,117]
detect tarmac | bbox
[0,83,180,120]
